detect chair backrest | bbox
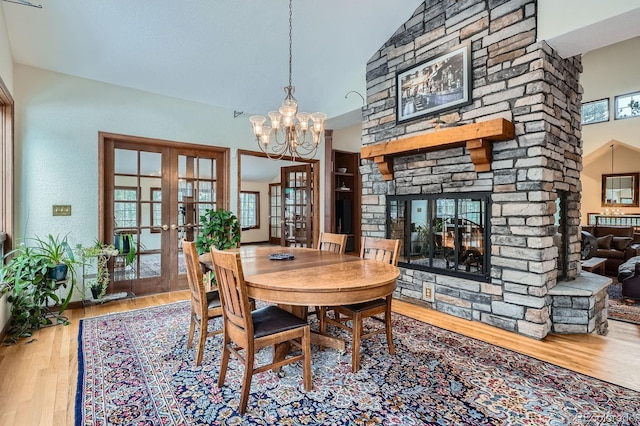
[360,237,402,266]
[183,239,207,318]
[318,232,347,254]
[210,247,253,348]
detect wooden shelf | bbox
[360,118,514,180]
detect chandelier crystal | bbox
[249,0,326,160]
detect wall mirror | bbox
[601,173,639,207]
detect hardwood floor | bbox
[0,292,638,426]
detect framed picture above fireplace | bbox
[396,43,472,123]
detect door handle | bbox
[161,224,169,231]
[171,224,178,230]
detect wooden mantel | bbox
[360,118,515,180]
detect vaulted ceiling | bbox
[1,0,424,127]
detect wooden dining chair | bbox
[320,236,401,372]
[210,247,312,414]
[318,232,347,254]
[183,239,223,366]
[305,232,349,319]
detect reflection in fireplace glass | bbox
[388,193,490,280]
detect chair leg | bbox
[217,337,231,388]
[187,312,196,348]
[195,317,207,366]
[238,349,255,414]
[318,307,327,351]
[351,312,362,372]
[302,326,312,391]
[385,295,395,355]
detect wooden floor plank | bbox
[0,291,637,426]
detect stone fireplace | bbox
[359,0,591,339]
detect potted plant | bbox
[33,233,76,282]
[195,208,241,255]
[77,241,118,301]
[0,239,76,344]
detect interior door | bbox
[269,183,282,245]
[102,135,227,296]
[281,164,313,247]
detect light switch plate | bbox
[53,205,71,216]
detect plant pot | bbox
[90,286,102,300]
[47,264,68,281]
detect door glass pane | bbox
[140,151,161,176]
[114,149,137,174]
[198,158,212,179]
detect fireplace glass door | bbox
[389,193,490,280]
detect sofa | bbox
[581,225,640,276]
[617,256,640,299]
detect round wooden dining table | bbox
[199,245,400,351]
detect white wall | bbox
[240,180,270,244]
[581,37,640,156]
[333,123,362,153]
[538,0,640,42]
[538,0,640,57]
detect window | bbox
[388,193,491,281]
[114,186,138,229]
[240,191,260,230]
[581,98,609,125]
[614,91,640,120]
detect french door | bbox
[281,164,314,247]
[100,133,228,296]
[269,183,282,245]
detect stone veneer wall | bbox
[361,0,583,339]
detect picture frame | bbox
[396,43,472,123]
[614,91,640,120]
[581,98,609,125]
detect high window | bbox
[240,191,260,230]
[388,193,491,281]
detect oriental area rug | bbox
[76,301,640,425]
[607,281,640,325]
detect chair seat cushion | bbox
[252,305,308,339]
[206,290,221,309]
[340,298,387,313]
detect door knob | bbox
[161,224,169,231]
[171,224,178,230]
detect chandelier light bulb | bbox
[260,126,272,146]
[268,111,281,130]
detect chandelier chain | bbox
[288,0,293,89]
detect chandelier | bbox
[249,0,326,160]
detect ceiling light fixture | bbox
[249,0,326,160]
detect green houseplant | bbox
[0,234,79,344]
[195,208,241,255]
[77,241,118,301]
[33,233,76,282]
